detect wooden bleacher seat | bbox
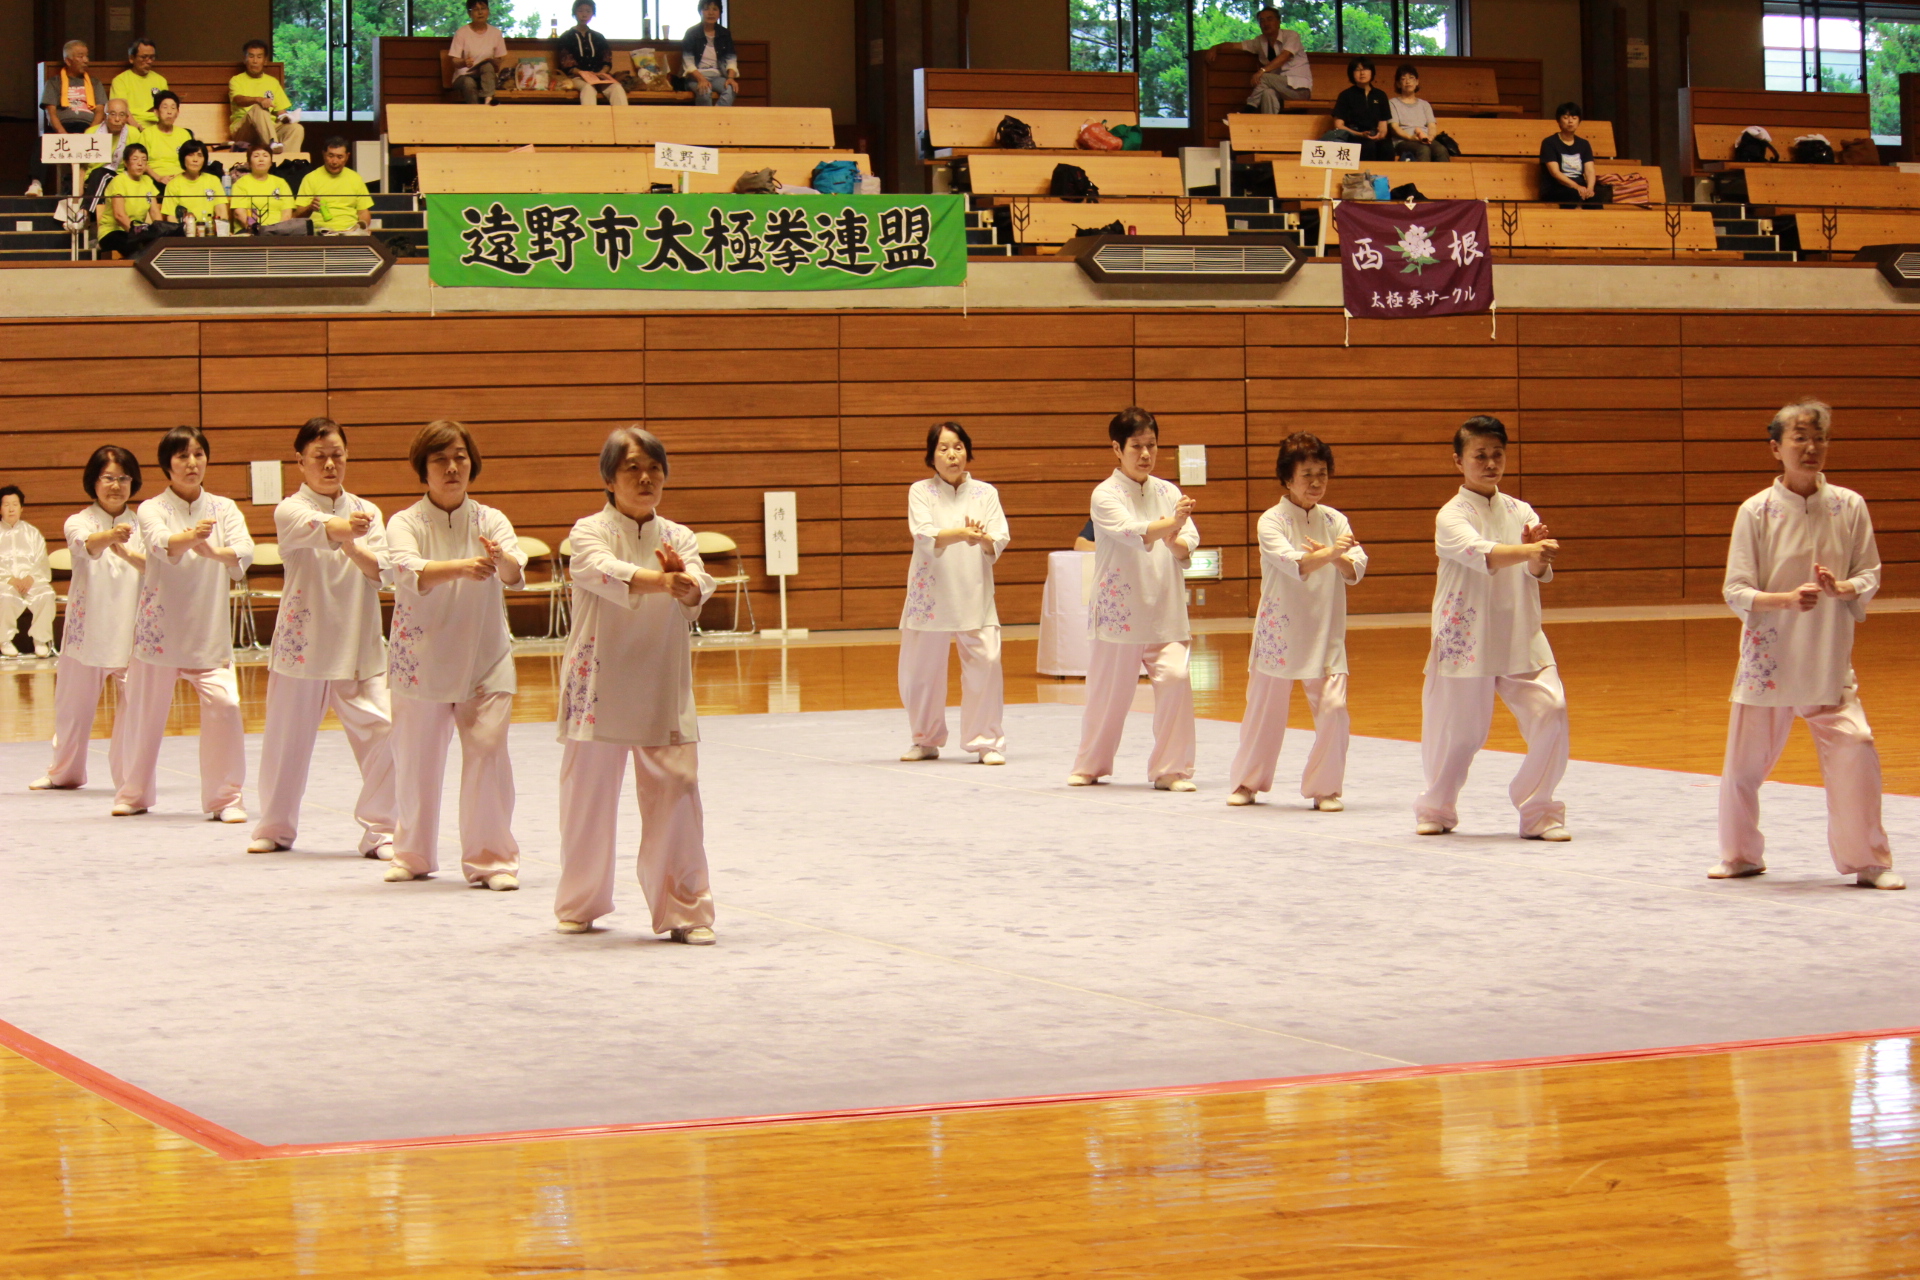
[1268,160,1478,200]
[914,69,1148,185]
[1231,114,1616,159]
[1792,211,1920,253]
[683,152,869,193]
[1509,207,1718,252]
[1285,62,1518,117]
[1739,166,1920,209]
[965,153,1184,198]
[414,148,870,195]
[608,107,834,148]
[923,107,1144,154]
[1683,86,1872,170]
[386,104,834,152]
[38,59,279,116]
[1009,201,1228,244]
[375,35,771,113]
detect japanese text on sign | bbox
[1335,198,1494,320]
[763,491,799,577]
[41,133,111,165]
[1300,140,1362,169]
[653,142,719,174]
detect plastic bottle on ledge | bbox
[548,16,559,37]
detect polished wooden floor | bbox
[5,613,1919,1277]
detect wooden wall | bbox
[2,308,1916,634]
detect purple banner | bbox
[1335,199,1493,319]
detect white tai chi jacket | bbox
[133,489,254,669]
[1088,470,1199,646]
[382,496,526,703]
[1251,499,1367,678]
[1723,476,1880,707]
[900,474,1009,633]
[271,484,388,682]
[61,505,142,668]
[0,520,52,596]
[1427,486,1554,679]
[560,505,715,746]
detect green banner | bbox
[427,193,967,291]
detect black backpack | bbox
[1733,131,1779,163]
[1049,163,1099,202]
[1073,219,1125,237]
[1793,137,1835,164]
[994,115,1036,149]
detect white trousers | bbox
[115,658,245,814]
[1718,686,1892,874]
[1072,639,1196,783]
[1229,671,1349,800]
[555,739,714,932]
[898,626,1006,753]
[45,655,127,789]
[1417,665,1568,835]
[253,670,397,852]
[389,691,518,881]
[0,584,56,645]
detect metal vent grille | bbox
[147,243,387,282]
[1092,243,1301,276]
[1894,252,1920,281]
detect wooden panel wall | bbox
[2,309,1915,633]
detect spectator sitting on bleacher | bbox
[682,0,740,107]
[1215,7,1310,114]
[1388,65,1449,163]
[111,38,167,128]
[77,99,137,216]
[139,91,194,187]
[160,142,228,231]
[0,485,56,660]
[30,42,106,197]
[556,0,629,107]
[451,0,510,106]
[96,143,167,257]
[1322,58,1391,162]
[294,138,373,236]
[231,142,305,235]
[1540,102,1607,208]
[231,38,305,157]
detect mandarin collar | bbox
[1770,475,1825,512]
[932,472,972,497]
[299,483,352,513]
[1112,468,1157,496]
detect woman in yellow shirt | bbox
[159,141,228,232]
[137,91,196,187]
[97,143,163,256]
[229,142,304,235]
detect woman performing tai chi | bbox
[30,447,145,792]
[249,418,397,858]
[1228,432,1366,810]
[554,428,719,943]
[113,425,254,821]
[380,420,527,890]
[898,420,1011,765]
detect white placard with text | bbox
[763,491,799,577]
[1299,139,1362,169]
[654,142,720,174]
[41,133,110,166]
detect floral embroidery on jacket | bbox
[387,603,425,691]
[63,598,87,652]
[1736,625,1780,697]
[1826,492,1844,518]
[272,590,311,667]
[1252,600,1290,671]
[133,582,164,656]
[1093,569,1133,634]
[903,556,936,626]
[560,636,600,732]
[1434,588,1477,667]
[1759,495,1785,521]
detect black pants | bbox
[1548,177,1613,208]
[99,221,181,257]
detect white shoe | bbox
[669,925,716,945]
[1314,796,1344,812]
[1067,773,1100,786]
[485,873,519,891]
[1707,861,1765,879]
[1529,825,1572,842]
[1415,821,1451,835]
[215,806,248,824]
[899,744,938,761]
[0,642,16,657]
[978,750,1005,765]
[1226,788,1255,806]
[360,836,394,860]
[26,179,43,197]
[32,643,51,658]
[269,141,285,153]
[556,920,591,933]
[383,863,419,882]
[246,838,286,854]
[1154,777,1198,792]
[28,776,58,791]
[1857,868,1906,890]
[110,802,147,816]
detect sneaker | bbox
[215,806,248,824]
[978,750,1005,765]
[383,863,419,882]
[1857,868,1906,890]
[1067,773,1100,786]
[1314,796,1344,812]
[1415,820,1451,835]
[246,838,286,854]
[899,744,938,761]
[1528,825,1572,842]
[1154,777,1197,792]
[556,920,591,933]
[110,802,147,816]
[485,873,519,891]
[26,180,43,197]
[33,643,51,658]
[269,141,285,153]
[669,925,716,945]
[1226,788,1255,806]
[1706,861,1766,879]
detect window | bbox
[1763,0,1920,139]
[1072,0,1462,127]
[271,0,710,120]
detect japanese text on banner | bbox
[1334,199,1493,320]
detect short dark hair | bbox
[599,425,670,491]
[0,485,23,506]
[243,38,269,55]
[1554,101,1582,119]
[924,420,973,467]
[121,142,148,163]
[177,139,209,168]
[467,0,488,8]
[158,424,210,478]
[151,89,179,110]
[1108,406,1157,446]
[409,420,482,482]
[83,445,143,500]
[128,37,155,59]
[1256,5,1279,17]
[1453,415,1509,454]
[1394,63,1419,88]
[1347,56,1375,83]
[573,0,596,12]
[246,140,274,159]
[323,135,350,155]
[1276,432,1335,484]
[294,416,348,454]
[700,0,723,10]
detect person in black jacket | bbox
[1320,57,1391,162]
[681,0,739,107]
[556,0,628,106]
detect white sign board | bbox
[654,142,720,174]
[41,133,110,166]
[249,460,284,507]
[1299,139,1362,169]
[1178,443,1207,487]
[763,491,799,577]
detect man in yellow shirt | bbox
[109,38,168,127]
[230,143,305,235]
[159,142,228,230]
[294,138,373,235]
[229,38,305,156]
[137,91,195,186]
[97,143,163,255]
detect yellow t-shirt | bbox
[110,69,170,126]
[136,124,196,181]
[228,72,290,131]
[229,173,297,225]
[98,172,159,236]
[162,172,227,221]
[297,166,373,233]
